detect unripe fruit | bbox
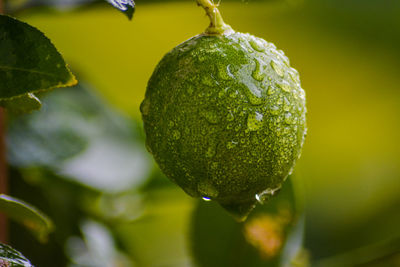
[141,31,306,220]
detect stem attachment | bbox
[196,0,233,35]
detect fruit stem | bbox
[196,0,233,35]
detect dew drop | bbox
[267,87,275,95]
[202,197,212,201]
[172,130,181,140]
[270,105,280,115]
[226,141,238,149]
[252,59,266,81]
[201,110,219,124]
[217,64,231,80]
[270,60,284,77]
[277,96,283,105]
[229,91,238,98]
[255,186,282,204]
[284,112,294,124]
[140,98,150,116]
[279,81,291,93]
[198,180,219,198]
[283,97,291,112]
[249,37,265,52]
[247,92,263,105]
[247,111,264,131]
[226,64,236,79]
[226,111,235,122]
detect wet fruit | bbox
[140,2,306,221]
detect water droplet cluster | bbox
[141,32,307,220]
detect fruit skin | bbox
[141,31,306,220]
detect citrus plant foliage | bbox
[106,0,135,20]
[0,15,76,112]
[0,243,33,267]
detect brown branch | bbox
[0,0,9,244]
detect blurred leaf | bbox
[114,186,194,267]
[105,0,135,20]
[0,194,53,242]
[0,15,76,104]
[66,219,132,267]
[9,168,100,267]
[0,93,41,114]
[190,178,308,267]
[0,243,34,267]
[7,83,151,193]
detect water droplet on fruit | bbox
[140,98,150,116]
[198,180,219,198]
[279,81,291,92]
[270,60,284,77]
[252,59,266,81]
[247,111,264,131]
[284,112,294,124]
[172,130,181,140]
[244,83,263,105]
[255,186,282,204]
[270,105,280,115]
[227,141,238,149]
[201,110,219,124]
[226,111,235,122]
[229,91,238,98]
[226,64,236,79]
[249,37,265,52]
[247,93,262,105]
[283,97,291,111]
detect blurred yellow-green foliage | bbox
[6,0,400,266]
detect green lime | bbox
[141,31,306,221]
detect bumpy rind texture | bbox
[141,32,306,220]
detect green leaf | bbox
[0,243,33,267]
[0,93,41,114]
[0,194,53,242]
[0,15,77,100]
[7,83,151,193]
[105,0,135,20]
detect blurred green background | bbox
[4,0,400,266]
